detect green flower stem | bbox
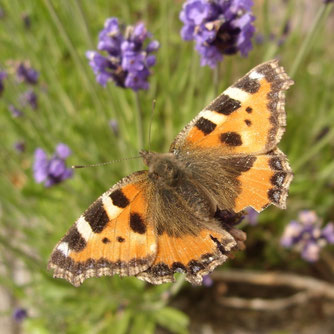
[293,128,334,172]
[74,0,95,49]
[134,91,145,152]
[290,3,333,78]
[213,64,220,97]
[43,0,105,118]
[168,274,186,299]
[262,0,271,37]
[142,275,186,311]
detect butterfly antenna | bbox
[148,99,156,152]
[72,156,141,169]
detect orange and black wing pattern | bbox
[170,59,293,155]
[137,227,237,285]
[48,171,157,287]
[171,60,293,212]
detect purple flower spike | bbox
[56,143,72,159]
[14,141,26,153]
[255,33,264,45]
[33,144,73,187]
[33,148,49,183]
[301,242,320,263]
[280,220,303,248]
[49,158,66,178]
[281,210,334,262]
[9,105,23,118]
[246,207,259,226]
[87,17,159,91]
[21,89,38,109]
[13,308,28,322]
[132,22,149,42]
[322,223,334,244]
[298,210,318,225]
[16,62,39,85]
[180,0,256,68]
[146,40,160,52]
[0,70,7,95]
[203,274,213,287]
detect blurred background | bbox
[1,0,334,333]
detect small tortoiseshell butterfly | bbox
[48,60,293,286]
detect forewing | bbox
[170,60,293,155]
[48,171,157,287]
[170,60,293,213]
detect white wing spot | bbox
[200,110,227,125]
[249,71,264,80]
[224,87,249,103]
[102,194,122,220]
[76,217,93,241]
[57,242,70,256]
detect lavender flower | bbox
[87,17,159,91]
[13,308,28,322]
[281,210,334,262]
[21,89,38,109]
[9,105,23,117]
[254,33,264,45]
[33,143,73,187]
[203,274,213,287]
[180,0,255,68]
[16,62,39,84]
[246,207,259,225]
[255,25,290,47]
[0,70,7,95]
[14,141,26,153]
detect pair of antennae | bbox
[72,99,156,169]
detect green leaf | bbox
[154,307,189,334]
[130,313,156,334]
[111,310,132,334]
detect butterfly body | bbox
[49,60,293,286]
[142,150,218,232]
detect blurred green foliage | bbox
[0,0,333,333]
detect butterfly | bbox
[48,60,293,286]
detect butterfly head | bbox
[140,150,180,186]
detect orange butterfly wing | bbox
[170,60,293,212]
[48,171,157,286]
[137,227,238,285]
[171,59,293,154]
